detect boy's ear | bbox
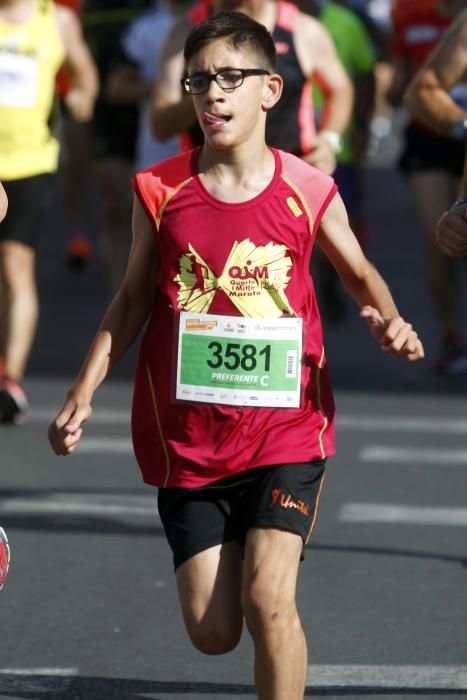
[262,73,283,112]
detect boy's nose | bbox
[205,78,225,101]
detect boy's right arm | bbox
[48,196,159,455]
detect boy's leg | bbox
[242,527,306,700]
[158,487,244,655]
[176,541,244,655]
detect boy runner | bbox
[49,12,424,699]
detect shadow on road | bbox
[0,674,466,698]
[1,486,466,567]
[308,542,467,569]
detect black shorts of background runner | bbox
[0,174,54,249]
[158,459,326,571]
[399,123,465,177]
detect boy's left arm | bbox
[317,193,424,361]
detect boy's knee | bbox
[242,577,298,637]
[187,620,242,655]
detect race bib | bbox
[0,51,38,108]
[176,312,303,408]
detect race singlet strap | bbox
[276,0,298,32]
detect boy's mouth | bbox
[204,112,232,127]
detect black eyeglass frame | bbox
[181,68,270,95]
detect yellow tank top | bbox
[0,0,65,180]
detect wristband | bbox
[450,198,467,209]
[451,118,467,141]
[318,130,343,154]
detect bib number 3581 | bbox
[207,342,271,372]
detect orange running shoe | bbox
[66,234,92,270]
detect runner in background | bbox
[0,0,98,423]
[54,0,97,269]
[404,8,467,259]
[105,0,190,172]
[388,0,467,376]
[0,182,10,563]
[0,181,6,377]
[151,0,354,176]
[297,0,376,323]
[80,0,153,290]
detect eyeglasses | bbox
[181,68,270,95]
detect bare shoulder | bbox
[293,9,337,75]
[294,10,331,43]
[54,3,80,39]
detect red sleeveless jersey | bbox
[132,148,337,488]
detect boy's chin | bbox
[204,132,238,150]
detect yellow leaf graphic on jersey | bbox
[174,239,293,317]
[218,240,293,317]
[173,244,218,312]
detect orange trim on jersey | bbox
[156,176,193,230]
[298,82,316,154]
[315,346,329,459]
[146,364,172,487]
[304,472,325,544]
[280,174,314,235]
[276,0,299,32]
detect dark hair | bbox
[184,11,277,71]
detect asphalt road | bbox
[0,145,467,699]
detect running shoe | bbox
[0,527,10,590]
[65,234,92,270]
[434,331,467,376]
[0,377,28,423]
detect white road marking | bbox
[337,415,467,434]
[0,493,158,518]
[340,503,467,526]
[360,446,467,464]
[0,668,78,694]
[28,407,467,434]
[0,669,78,676]
[75,437,133,454]
[28,407,130,423]
[307,665,467,689]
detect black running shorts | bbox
[158,459,326,571]
[399,123,465,177]
[0,174,54,249]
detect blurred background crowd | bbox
[0,0,466,423]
